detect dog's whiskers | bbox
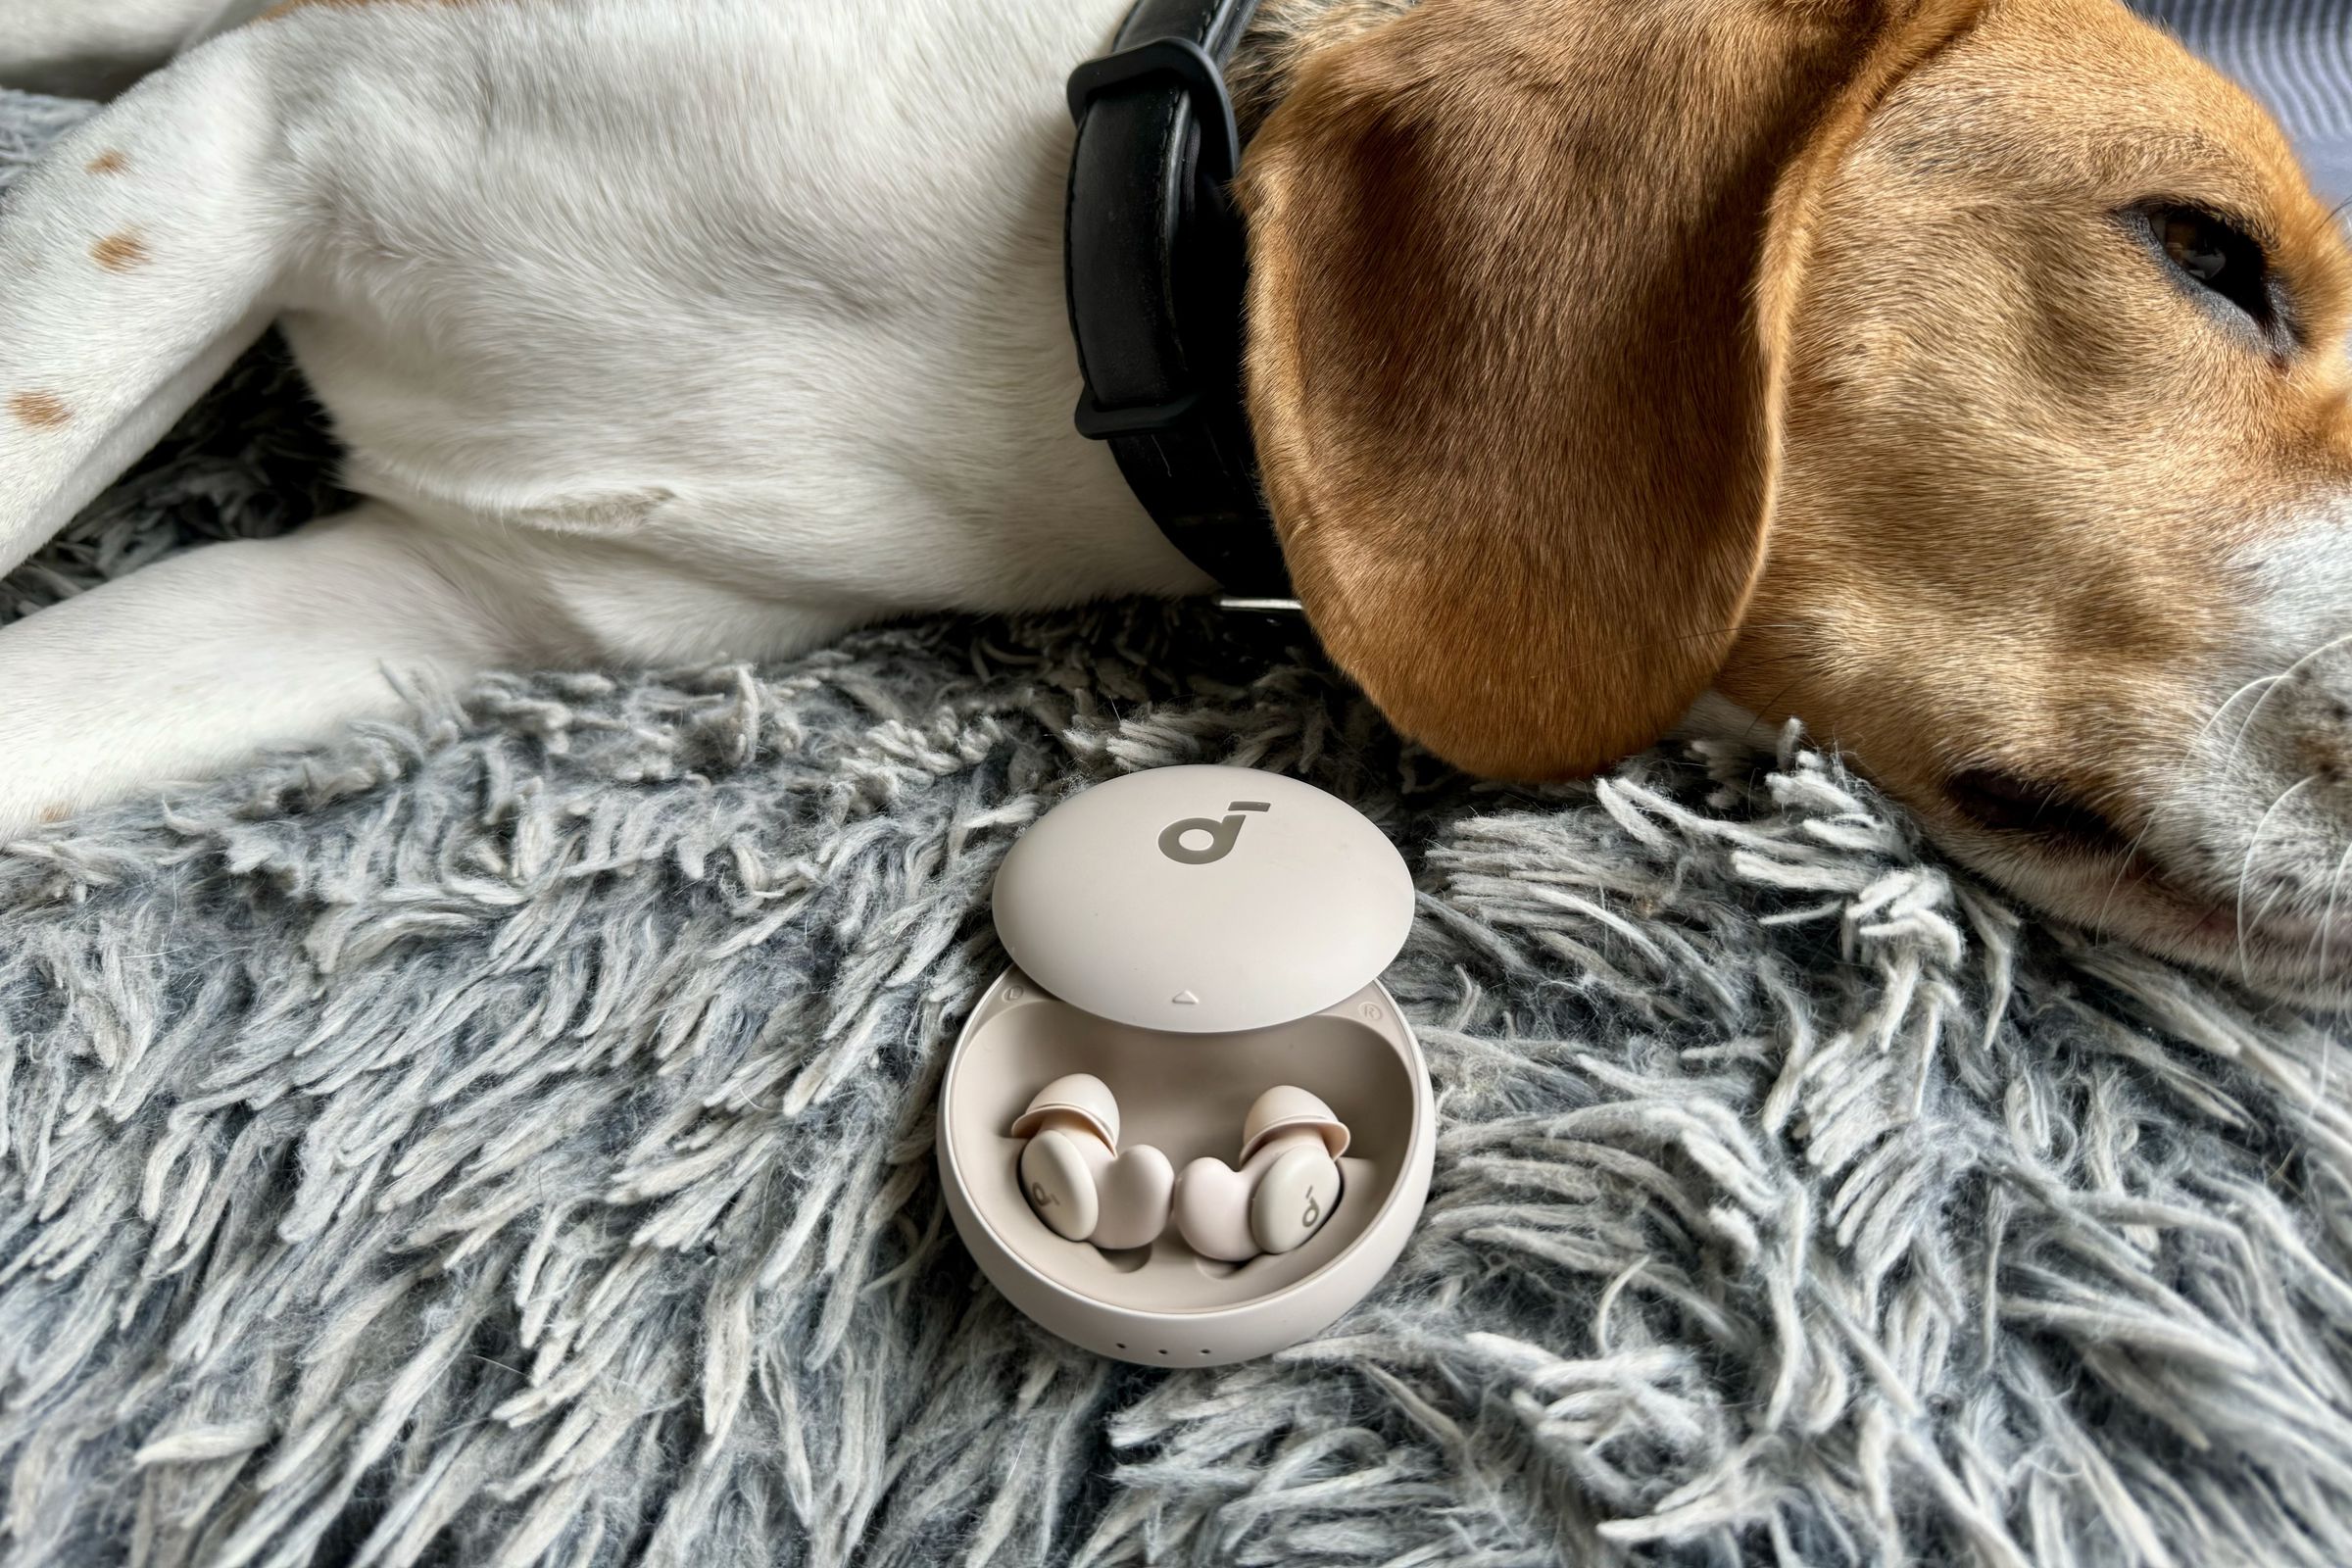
[2219,630,2352,777]
[2088,801,2172,936]
[2236,774,2319,984]
[2311,840,2352,1096]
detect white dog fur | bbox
[0,0,1207,836]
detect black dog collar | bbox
[1064,0,1298,607]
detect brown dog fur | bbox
[1726,0,2352,885]
[1238,0,2352,831]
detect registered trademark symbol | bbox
[1360,1002,1383,1022]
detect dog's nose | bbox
[2295,689,2352,784]
[2298,735,2352,787]
[2239,648,2352,785]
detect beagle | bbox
[3,0,2351,1004]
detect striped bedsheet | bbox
[2134,0,2352,200]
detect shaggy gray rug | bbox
[7,22,2352,1566]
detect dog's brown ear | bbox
[1239,0,1985,778]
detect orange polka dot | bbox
[7,392,71,429]
[92,232,150,271]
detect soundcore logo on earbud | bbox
[1158,801,1272,865]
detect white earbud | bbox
[1172,1087,1349,1263]
[1010,1074,1174,1251]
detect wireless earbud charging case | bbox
[938,767,1435,1367]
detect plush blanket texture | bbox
[6,15,2352,1567]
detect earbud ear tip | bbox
[1009,1072,1121,1146]
[1239,1085,1349,1162]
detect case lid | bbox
[992,766,1415,1034]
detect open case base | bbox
[939,969,1434,1366]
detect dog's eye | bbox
[2139,204,2278,332]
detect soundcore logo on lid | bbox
[1157,801,1272,865]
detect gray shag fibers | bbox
[7,75,2352,1568]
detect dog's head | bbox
[1240,0,2352,1000]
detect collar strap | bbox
[1064,0,1297,604]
